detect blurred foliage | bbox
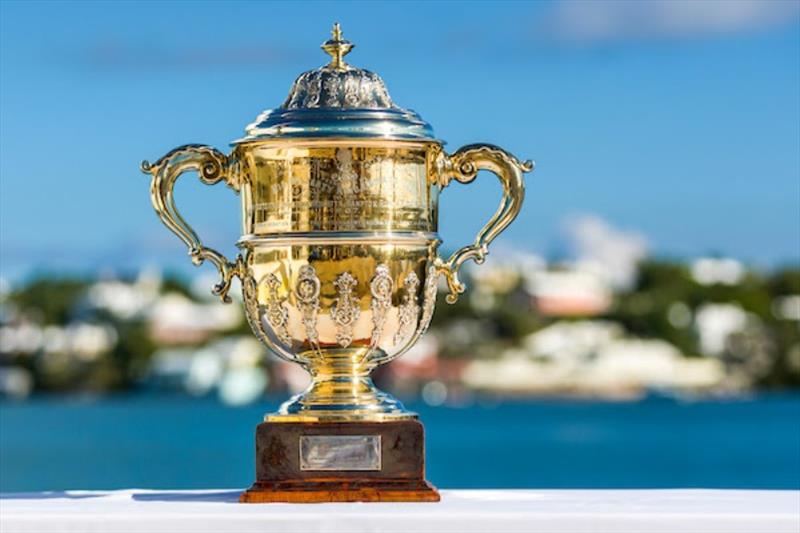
[4,279,157,393]
[2,260,799,393]
[431,276,544,360]
[607,260,800,386]
[161,275,194,298]
[768,268,800,295]
[9,278,90,325]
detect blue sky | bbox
[1,0,798,278]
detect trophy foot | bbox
[266,375,416,422]
[240,419,440,503]
[240,479,440,503]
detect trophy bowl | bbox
[240,231,441,422]
[141,24,533,502]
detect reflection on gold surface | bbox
[236,141,439,234]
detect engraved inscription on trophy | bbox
[299,435,381,471]
[247,147,431,233]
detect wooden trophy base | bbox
[240,419,440,503]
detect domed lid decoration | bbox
[235,23,435,143]
[281,24,395,110]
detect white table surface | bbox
[1,489,798,533]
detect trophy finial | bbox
[322,22,354,71]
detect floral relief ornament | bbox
[295,265,321,345]
[394,271,420,344]
[265,273,292,346]
[370,264,394,346]
[332,271,360,348]
[418,266,439,333]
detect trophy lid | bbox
[235,24,436,143]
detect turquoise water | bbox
[1,394,798,491]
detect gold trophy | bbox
[141,24,533,503]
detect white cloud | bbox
[563,214,648,290]
[542,0,800,45]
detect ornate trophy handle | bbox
[437,144,534,303]
[141,144,243,303]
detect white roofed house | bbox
[147,292,243,346]
[461,320,726,398]
[525,269,613,317]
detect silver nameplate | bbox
[299,435,381,471]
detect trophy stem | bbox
[267,350,416,422]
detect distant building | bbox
[695,303,749,356]
[525,270,613,317]
[150,336,268,405]
[524,320,622,360]
[148,293,242,345]
[86,269,162,319]
[463,338,725,398]
[691,258,745,286]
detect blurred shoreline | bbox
[2,243,798,405]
